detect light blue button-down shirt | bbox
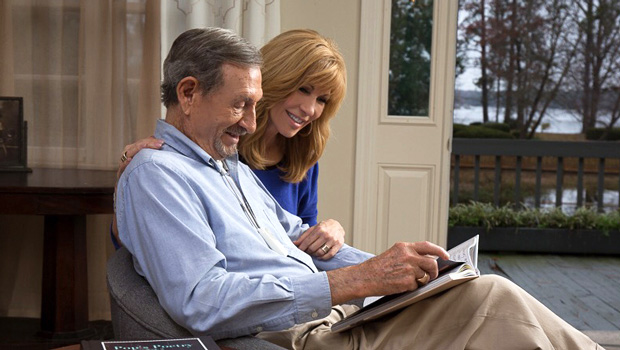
[116,120,374,340]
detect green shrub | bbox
[454,125,514,139]
[486,204,520,227]
[591,210,620,233]
[585,127,620,141]
[537,208,569,229]
[568,207,599,230]
[452,123,468,134]
[479,122,512,133]
[449,201,620,233]
[448,201,493,229]
[514,208,543,227]
[510,129,522,138]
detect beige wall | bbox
[281,1,361,244]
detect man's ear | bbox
[176,77,200,115]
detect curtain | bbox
[1,0,160,169]
[0,0,280,171]
[161,0,281,63]
[0,0,160,320]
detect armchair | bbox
[106,246,286,350]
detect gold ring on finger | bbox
[416,271,430,285]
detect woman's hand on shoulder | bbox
[113,136,164,247]
[117,136,164,179]
[294,219,345,260]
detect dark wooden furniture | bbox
[0,168,116,338]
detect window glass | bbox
[388,0,433,117]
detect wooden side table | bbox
[0,168,116,338]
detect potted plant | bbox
[448,202,620,255]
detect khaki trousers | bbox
[258,275,604,350]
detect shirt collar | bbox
[154,119,240,172]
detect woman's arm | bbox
[112,136,164,247]
[290,164,345,260]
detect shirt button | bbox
[256,326,263,332]
[311,311,318,318]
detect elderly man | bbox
[116,27,603,349]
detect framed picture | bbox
[0,96,31,172]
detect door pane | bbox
[388,0,433,117]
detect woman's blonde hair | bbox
[238,29,347,183]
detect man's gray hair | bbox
[161,27,262,108]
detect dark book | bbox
[331,235,480,333]
[81,336,221,350]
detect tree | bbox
[461,0,492,123]
[514,0,578,138]
[562,0,620,134]
[604,86,620,135]
[388,0,434,116]
[459,0,578,138]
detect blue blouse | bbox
[251,163,319,227]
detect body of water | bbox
[452,105,609,134]
[523,188,620,214]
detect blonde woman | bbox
[115,29,347,259]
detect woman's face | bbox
[267,84,330,138]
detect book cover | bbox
[81,336,221,350]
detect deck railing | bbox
[451,139,620,212]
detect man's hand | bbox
[294,219,345,260]
[326,241,450,305]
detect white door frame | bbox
[353,0,458,253]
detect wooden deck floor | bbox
[479,254,620,350]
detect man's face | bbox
[186,63,262,160]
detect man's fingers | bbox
[417,257,440,280]
[413,241,450,260]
